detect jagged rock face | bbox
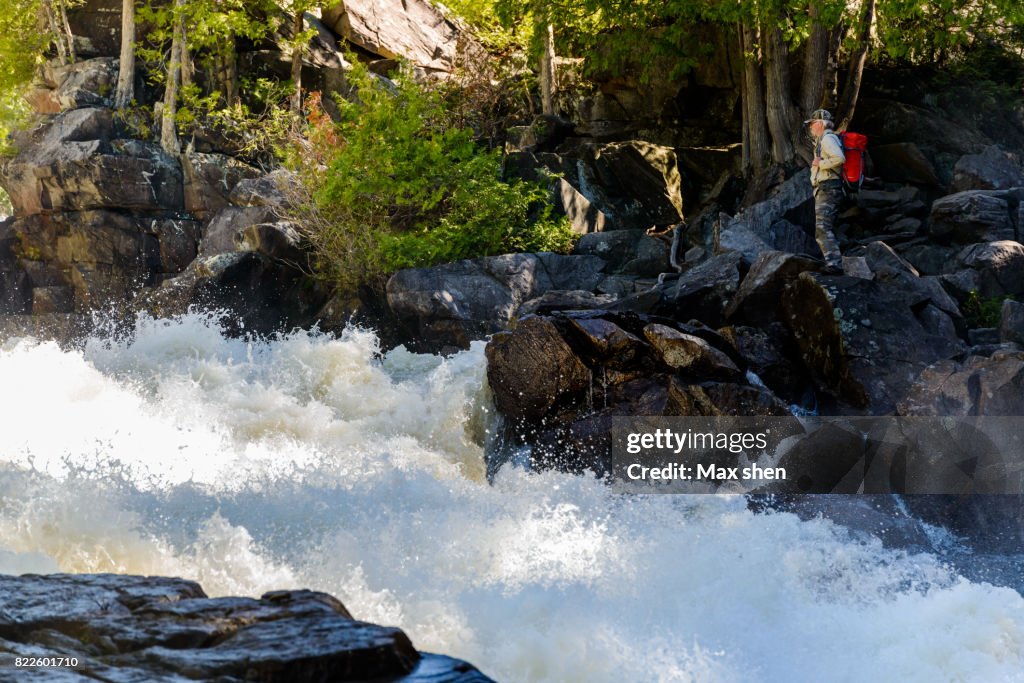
[643,323,741,380]
[2,108,182,216]
[24,58,117,114]
[724,251,823,325]
[386,253,607,352]
[929,190,1016,243]
[0,573,492,682]
[322,0,483,76]
[781,272,965,414]
[1001,300,1024,345]
[672,251,745,325]
[555,141,685,232]
[665,378,790,417]
[718,170,814,261]
[951,145,1024,192]
[572,229,670,276]
[898,349,1024,416]
[952,240,1024,299]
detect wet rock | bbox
[772,422,868,493]
[929,190,1013,243]
[781,273,965,413]
[951,145,1024,192]
[566,316,647,367]
[665,378,790,416]
[643,323,741,380]
[0,573,491,682]
[720,324,808,403]
[140,251,328,336]
[724,250,822,325]
[673,251,744,325]
[485,315,591,422]
[1000,299,1024,345]
[386,253,605,350]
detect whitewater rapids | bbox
[0,313,1022,682]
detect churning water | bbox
[1,313,1023,682]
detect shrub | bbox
[289,61,573,293]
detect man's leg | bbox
[814,185,843,270]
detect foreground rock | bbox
[0,573,491,682]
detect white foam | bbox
[0,313,1022,682]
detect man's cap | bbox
[804,108,833,124]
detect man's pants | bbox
[813,180,844,268]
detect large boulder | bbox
[665,378,791,416]
[672,251,744,325]
[953,241,1024,299]
[724,250,823,325]
[572,229,670,276]
[322,0,483,77]
[556,141,685,231]
[485,315,592,422]
[1000,299,1024,345]
[643,323,741,380]
[0,573,492,682]
[782,272,965,413]
[898,349,1024,416]
[24,57,117,114]
[951,146,1024,192]
[719,170,814,261]
[385,253,606,351]
[0,108,183,217]
[182,152,262,218]
[929,190,1014,243]
[868,142,942,186]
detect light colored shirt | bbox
[812,130,845,187]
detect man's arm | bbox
[818,134,846,171]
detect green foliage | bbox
[0,0,46,154]
[963,290,1012,329]
[291,62,573,292]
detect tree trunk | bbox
[762,22,798,163]
[114,0,135,109]
[291,10,304,117]
[799,0,829,115]
[539,23,555,115]
[741,22,770,173]
[56,0,76,63]
[40,0,68,65]
[836,0,875,131]
[160,0,186,156]
[822,22,845,111]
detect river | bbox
[0,312,1022,681]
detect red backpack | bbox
[837,131,868,192]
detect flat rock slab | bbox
[0,573,492,683]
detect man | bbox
[805,108,845,273]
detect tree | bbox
[114,0,135,109]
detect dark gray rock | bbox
[228,169,298,208]
[951,146,1024,192]
[719,324,808,403]
[868,142,942,186]
[929,190,1013,243]
[999,299,1024,345]
[572,229,670,276]
[182,152,261,218]
[517,290,617,316]
[954,241,1024,299]
[782,273,965,413]
[719,170,813,261]
[0,573,491,682]
[724,250,822,325]
[673,251,744,325]
[386,253,606,350]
